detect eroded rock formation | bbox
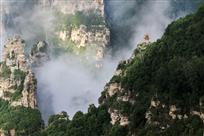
[0,37,37,109]
[30,41,50,67]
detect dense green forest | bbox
[0,100,43,136]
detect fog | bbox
[0,0,200,122]
[36,54,117,121]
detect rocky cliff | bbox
[0,37,37,109]
[98,5,204,135]
[99,39,151,127]
[30,41,50,67]
[0,37,44,136]
[50,0,110,63]
[58,24,110,60]
[1,0,109,64]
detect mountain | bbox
[1,0,109,64]
[0,37,44,136]
[0,1,204,136]
[45,2,204,136]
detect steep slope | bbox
[0,37,37,108]
[45,2,204,136]
[99,2,204,135]
[1,1,203,136]
[0,37,43,136]
[51,0,110,64]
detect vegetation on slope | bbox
[1,2,204,136]
[0,99,43,136]
[109,3,204,135]
[44,2,204,136]
[11,69,27,101]
[43,105,111,136]
[51,10,105,56]
[0,63,11,79]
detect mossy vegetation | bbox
[0,63,11,79]
[13,69,26,81]
[11,69,27,101]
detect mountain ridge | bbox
[0,1,203,136]
[43,2,204,136]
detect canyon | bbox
[0,0,203,136]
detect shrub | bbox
[0,99,43,135]
[1,63,11,79]
[13,69,26,81]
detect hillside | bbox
[0,38,44,136]
[45,2,204,136]
[0,1,204,136]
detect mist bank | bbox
[105,0,201,58]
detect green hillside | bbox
[45,2,204,136]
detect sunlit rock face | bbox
[0,37,37,109]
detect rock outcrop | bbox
[51,0,110,64]
[109,108,129,126]
[0,37,37,109]
[30,41,50,67]
[98,37,152,126]
[58,25,109,60]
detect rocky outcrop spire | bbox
[0,37,37,109]
[2,37,27,71]
[30,41,50,67]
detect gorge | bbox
[0,0,204,136]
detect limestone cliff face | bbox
[99,41,151,127]
[0,37,37,109]
[50,0,110,63]
[99,29,204,135]
[102,40,203,127]
[58,24,110,60]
